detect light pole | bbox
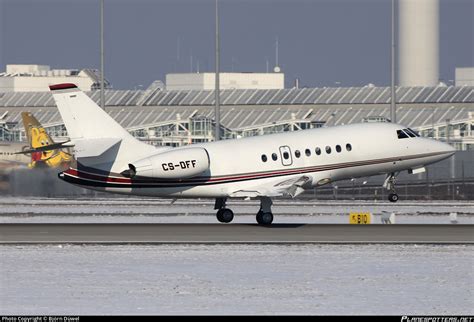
[446,118,451,144]
[214,0,221,141]
[431,107,436,138]
[390,0,397,123]
[359,180,367,199]
[351,178,355,200]
[100,0,105,109]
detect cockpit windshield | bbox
[397,128,420,139]
[397,130,409,139]
[406,128,420,137]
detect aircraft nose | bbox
[443,141,455,154]
[435,140,456,157]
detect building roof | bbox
[0,86,472,108]
[0,86,471,136]
[1,101,471,134]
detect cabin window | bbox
[295,150,301,158]
[336,145,342,153]
[261,154,267,162]
[272,153,278,161]
[346,143,352,151]
[397,130,409,139]
[305,149,311,156]
[283,152,290,160]
[325,146,331,154]
[315,147,321,155]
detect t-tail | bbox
[49,83,157,173]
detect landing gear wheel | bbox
[388,193,399,203]
[216,208,234,223]
[256,210,263,224]
[256,210,273,225]
[384,173,400,203]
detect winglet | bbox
[49,83,78,91]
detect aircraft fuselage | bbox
[59,122,455,198]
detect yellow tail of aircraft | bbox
[21,112,73,169]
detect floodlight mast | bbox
[390,0,397,123]
[214,0,221,141]
[100,0,105,109]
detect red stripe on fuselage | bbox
[64,158,386,186]
[65,168,132,183]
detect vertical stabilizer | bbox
[49,83,133,140]
[49,83,157,171]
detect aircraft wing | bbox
[15,140,74,154]
[229,175,312,198]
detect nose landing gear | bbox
[384,172,399,203]
[388,192,399,202]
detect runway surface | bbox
[1,223,472,244]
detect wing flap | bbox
[229,175,312,198]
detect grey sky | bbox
[1,0,473,89]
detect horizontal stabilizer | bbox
[73,137,122,158]
[15,140,74,154]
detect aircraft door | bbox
[279,146,293,166]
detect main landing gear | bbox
[214,198,234,223]
[256,197,274,225]
[384,172,399,203]
[214,196,274,225]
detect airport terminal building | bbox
[0,83,472,150]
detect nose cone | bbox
[432,140,456,162]
[437,141,456,156]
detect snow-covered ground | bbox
[0,197,472,224]
[0,244,472,315]
[1,198,472,314]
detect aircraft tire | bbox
[256,211,273,225]
[388,193,399,203]
[216,208,234,223]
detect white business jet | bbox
[50,83,455,224]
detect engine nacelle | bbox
[128,147,210,179]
